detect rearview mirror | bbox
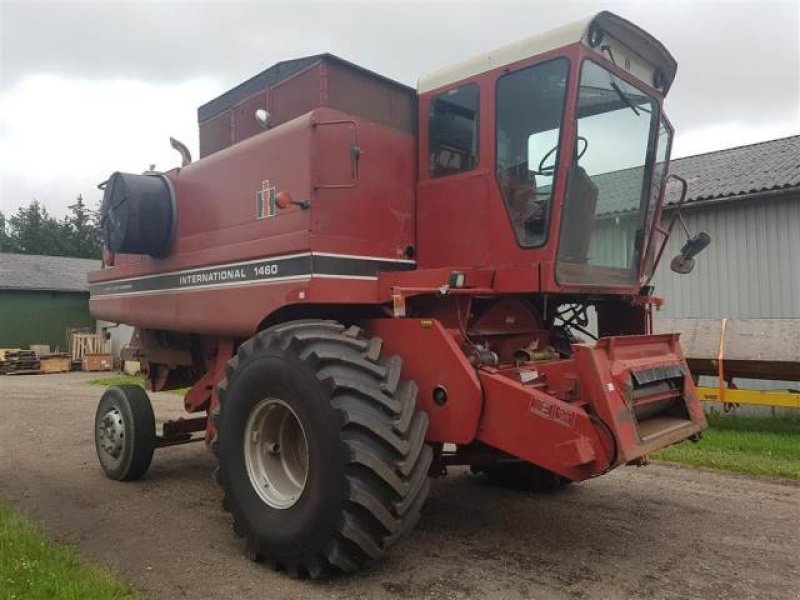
[670,231,711,274]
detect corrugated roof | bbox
[584,134,800,215]
[666,134,800,204]
[0,253,99,293]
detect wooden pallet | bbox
[3,350,41,375]
[82,354,114,372]
[29,344,51,357]
[70,333,110,363]
[40,354,71,374]
[0,348,22,361]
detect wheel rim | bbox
[97,407,126,460]
[244,398,309,509]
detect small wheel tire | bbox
[215,320,432,578]
[94,385,156,481]
[472,461,572,492]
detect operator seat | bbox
[499,162,548,244]
[558,166,598,264]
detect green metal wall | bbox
[0,290,92,352]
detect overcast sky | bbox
[1,0,798,217]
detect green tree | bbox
[7,201,65,255]
[0,211,12,252]
[2,197,103,259]
[63,195,102,259]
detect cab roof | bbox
[417,11,677,94]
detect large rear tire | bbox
[214,320,432,578]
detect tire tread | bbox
[216,319,430,578]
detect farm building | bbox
[652,134,800,321]
[0,253,98,351]
[591,134,800,394]
[590,134,799,322]
[0,253,135,358]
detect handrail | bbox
[643,173,691,286]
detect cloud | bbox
[0,74,219,215]
[1,0,798,216]
[673,117,800,158]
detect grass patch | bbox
[88,375,145,388]
[653,412,800,479]
[89,375,186,395]
[0,503,134,599]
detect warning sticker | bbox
[554,406,577,428]
[530,397,554,420]
[529,397,576,429]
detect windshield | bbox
[496,58,569,247]
[556,60,664,286]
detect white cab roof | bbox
[417,11,676,94]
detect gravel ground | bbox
[1,372,798,599]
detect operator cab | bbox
[417,11,677,293]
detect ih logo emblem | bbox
[256,179,276,219]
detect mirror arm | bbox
[644,174,688,285]
[676,209,692,238]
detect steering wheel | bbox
[537,136,588,176]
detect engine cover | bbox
[101,172,175,257]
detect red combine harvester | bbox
[91,11,710,578]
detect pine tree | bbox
[65,194,102,258]
[2,197,103,258]
[0,211,11,252]
[8,201,62,255]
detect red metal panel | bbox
[572,335,707,461]
[474,334,704,480]
[176,112,314,242]
[417,171,492,267]
[269,63,325,128]
[364,318,483,444]
[91,105,416,334]
[325,60,415,133]
[198,110,233,158]
[232,91,269,146]
[91,276,382,337]
[310,119,416,257]
[198,56,415,157]
[476,368,614,480]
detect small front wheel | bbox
[94,385,156,481]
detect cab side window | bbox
[429,84,480,177]
[496,58,569,247]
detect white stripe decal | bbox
[92,252,313,285]
[89,252,413,297]
[90,274,314,299]
[312,251,415,264]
